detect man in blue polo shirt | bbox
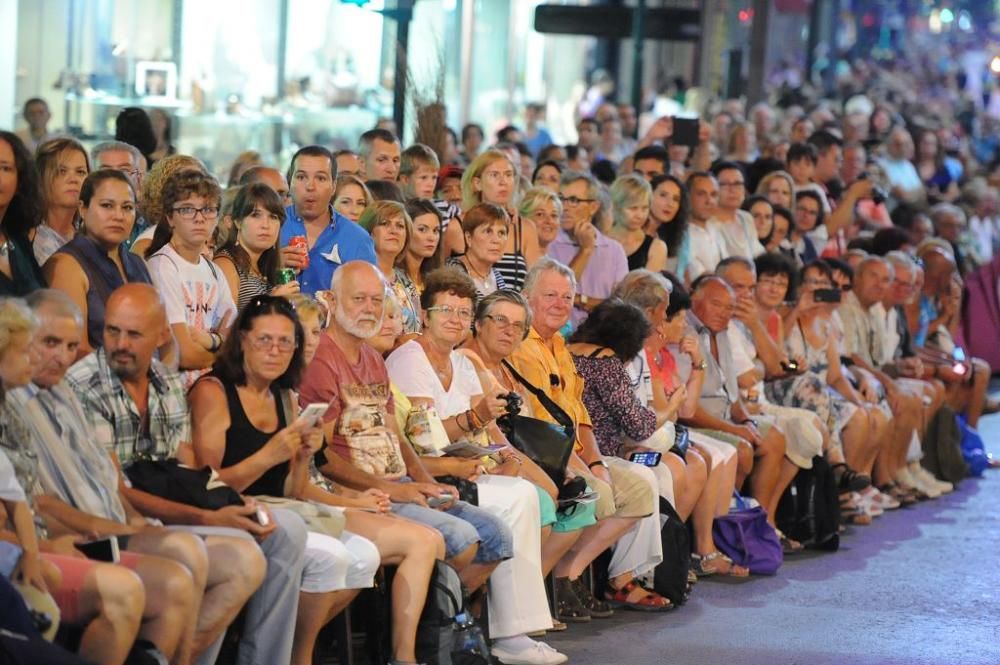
[280,145,376,295]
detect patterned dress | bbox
[572,353,656,458]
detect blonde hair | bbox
[461,149,516,211]
[518,187,563,220]
[755,170,795,200]
[287,293,328,329]
[358,200,412,261]
[334,174,373,208]
[140,154,207,226]
[610,174,651,228]
[0,297,37,358]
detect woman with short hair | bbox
[447,202,510,298]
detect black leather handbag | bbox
[125,459,244,510]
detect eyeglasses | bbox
[172,205,221,220]
[482,170,516,182]
[483,313,528,335]
[795,206,819,217]
[559,196,596,207]
[245,334,297,352]
[426,305,474,321]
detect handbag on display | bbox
[124,459,244,510]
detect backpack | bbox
[921,405,968,484]
[956,414,989,478]
[651,497,691,606]
[776,456,840,552]
[416,560,492,665]
[0,576,91,665]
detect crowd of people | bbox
[1,41,999,665]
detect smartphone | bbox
[255,506,271,527]
[427,492,455,508]
[629,451,663,467]
[76,536,121,563]
[671,117,700,148]
[813,288,842,304]
[297,402,328,427]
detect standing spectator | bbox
[279,146,376,296]
[647,174,690,279]
[608,174,666,271]
[33,137,90,266]
[15,98,54,152]
[523,103,554,158]
[0,132,45,295]
[358,129,402,182]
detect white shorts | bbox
[301,529,380,594]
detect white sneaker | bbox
[896,468,940,499]
[913,464,953,494]
[492,639,569,665]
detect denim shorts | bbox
[393,498,513,564]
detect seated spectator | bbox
[334,149,362,178]
[436,165,465,210]
[131,154,208,258]
[65,284,309,665]
[279,146,377,295]
[44,170,152,357]
[519,187,562,256]
[145,170,235,386]
[710,161,763,259]
[510,258,662,620]
[368,179,406,203]
[647,175,691,279]
[878,127,925,206]
[755,169,795,211]
[785,190,825,267]
[239,165,292,207]
[684,172,728,281]
[608,174,666,272]
[548,172,629,325]
[763,204,792,254]
[0,133,44,295]
[91,141,149,247]
[358,200,421,334]
[359,128,402,182]
[461,123,485,165]
[399,198,445,295]
[447,203,510,297]
[296,262,513,597]
[532,160,563,192]
[332,174,372,223]
[226,150,262,187]
[399,143,441,201]
[385,270,568,664]
[463,149,540,291]
[632,145,669,183]
[11,289,258,665]
[743,194,775,249]
[214,182,299,310]
[929,202,982,277]
[786,143,824,206]
[34,137,90,266]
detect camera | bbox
[781,359,800,373]
[859,171,887,205]
[500,392,522,416]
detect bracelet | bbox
[455,413,470,433]
[691,360,707,371]
[208,332,222,352]
[740,418,757,426]
[463,411,476,432]
[468,408,485,429]
[587,459,608,470]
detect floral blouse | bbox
[572,353,657,457]
[392,268,422,334]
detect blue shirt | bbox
[279,205,377,295]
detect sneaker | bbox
[570,576,614,618]
[914,465,953,494]
[492,639,568,665]
[897,467,940,499]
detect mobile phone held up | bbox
[813,288,842,304]
[297,402,328,428]
[628,451,662,467]
[76,536,122,563]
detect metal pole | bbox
[746,0,771,106]
[806,0,824,80]
[392,2,413,137]
[630,0,645,113]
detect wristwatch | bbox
[692,360,708,371]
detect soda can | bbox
[277,268,297,285]
[289,235,309,268]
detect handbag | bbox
[434,475,479,506]
[712,505,783,575]
[124,459,244,510]
[254,496,346,538]
[407,404,453,457]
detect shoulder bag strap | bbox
[501,360,575,431]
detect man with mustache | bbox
[65,283,310,665]
[298,261,513,595]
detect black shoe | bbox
[832,463,871,492]
[570,576,614,618]
[553,576,591,623]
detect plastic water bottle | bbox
[453,612,490,656]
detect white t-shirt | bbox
[687,221,729,279]
[0,448,26,502]
[713,210,765,260]
[385,340,484,419]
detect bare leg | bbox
[868,408,893,486]
[542,529,582,578]
[661,453,687,513]
[691,449,730,555]
[966,359,990,428]
[130,554,196,664]
[460,562,500,592]
[553,516,639,581]
[766,458,800,527]
[674,451,708,522]
[76,564,145,665]
[191,536,266,656]
[292,589,361,665]
[734,439,754,491]
[840,409,870,473]
[749,428,785,515]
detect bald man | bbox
[239,165,291,207]
[684,277,790,534]
[65,283,309,665]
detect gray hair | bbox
[715,256,756,277]
[25,288,84,328]
[857,255,893,280]
[90,141,141,167]
[611,269,672,311]
[474,290,533,338]
[522,256,577,296]
[559,170,600,202]
[928,202,966,227]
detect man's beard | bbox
[334,301,383,340]
[108,350,140,379]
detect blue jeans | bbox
[393,499,513,563]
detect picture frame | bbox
[135,61,177,99]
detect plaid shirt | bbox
[65,347,191,466]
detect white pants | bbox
[476,475,552,639]
[606,458,664,580]
[301,529,380,594]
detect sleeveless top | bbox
[0,234,45,297]
[215,248,270,311]
[57,234,153,349]
[216,375,289,497]
[447,256,507,298]
[626,235,654,271]
[494,212,528,291]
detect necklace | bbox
[463,256,489,280]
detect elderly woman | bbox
[462,149,540,290]
[400,198,445,295]
[384,268,568,665]
[358,200,421,334]
[43,170,152,357]
[608,175,667,272]
[447,202,510,297]
[333,174,372,223]
[214,182,300,310]
[33,137,91,265]
[519,187,562,256]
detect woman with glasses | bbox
[646,175,690,280]
[447,203,510,298]
[385,269,569,665]
[462,149,540,291]
[146,170,236,387]
[214,182,299,310]
[786,190,825,267]
[44,170,152,357]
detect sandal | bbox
[604,580,673,612]
[776,528,804,554]
[693,551,750,577]
[570,576,614,618]
[553,577,591,623]
[832,463,871,492]
[842,507,873,525]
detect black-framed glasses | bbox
[559,196,595,207]
[172,205,220,220]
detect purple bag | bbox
[712,506,783,575]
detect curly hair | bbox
[140,154,207,228]
[420,266,478,311]
[211,294,305,390]
[0,132,42,238]
[145,170,222,258]
[568,298,649,361]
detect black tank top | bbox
[217,376,289,497]
[627,235,654,271]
